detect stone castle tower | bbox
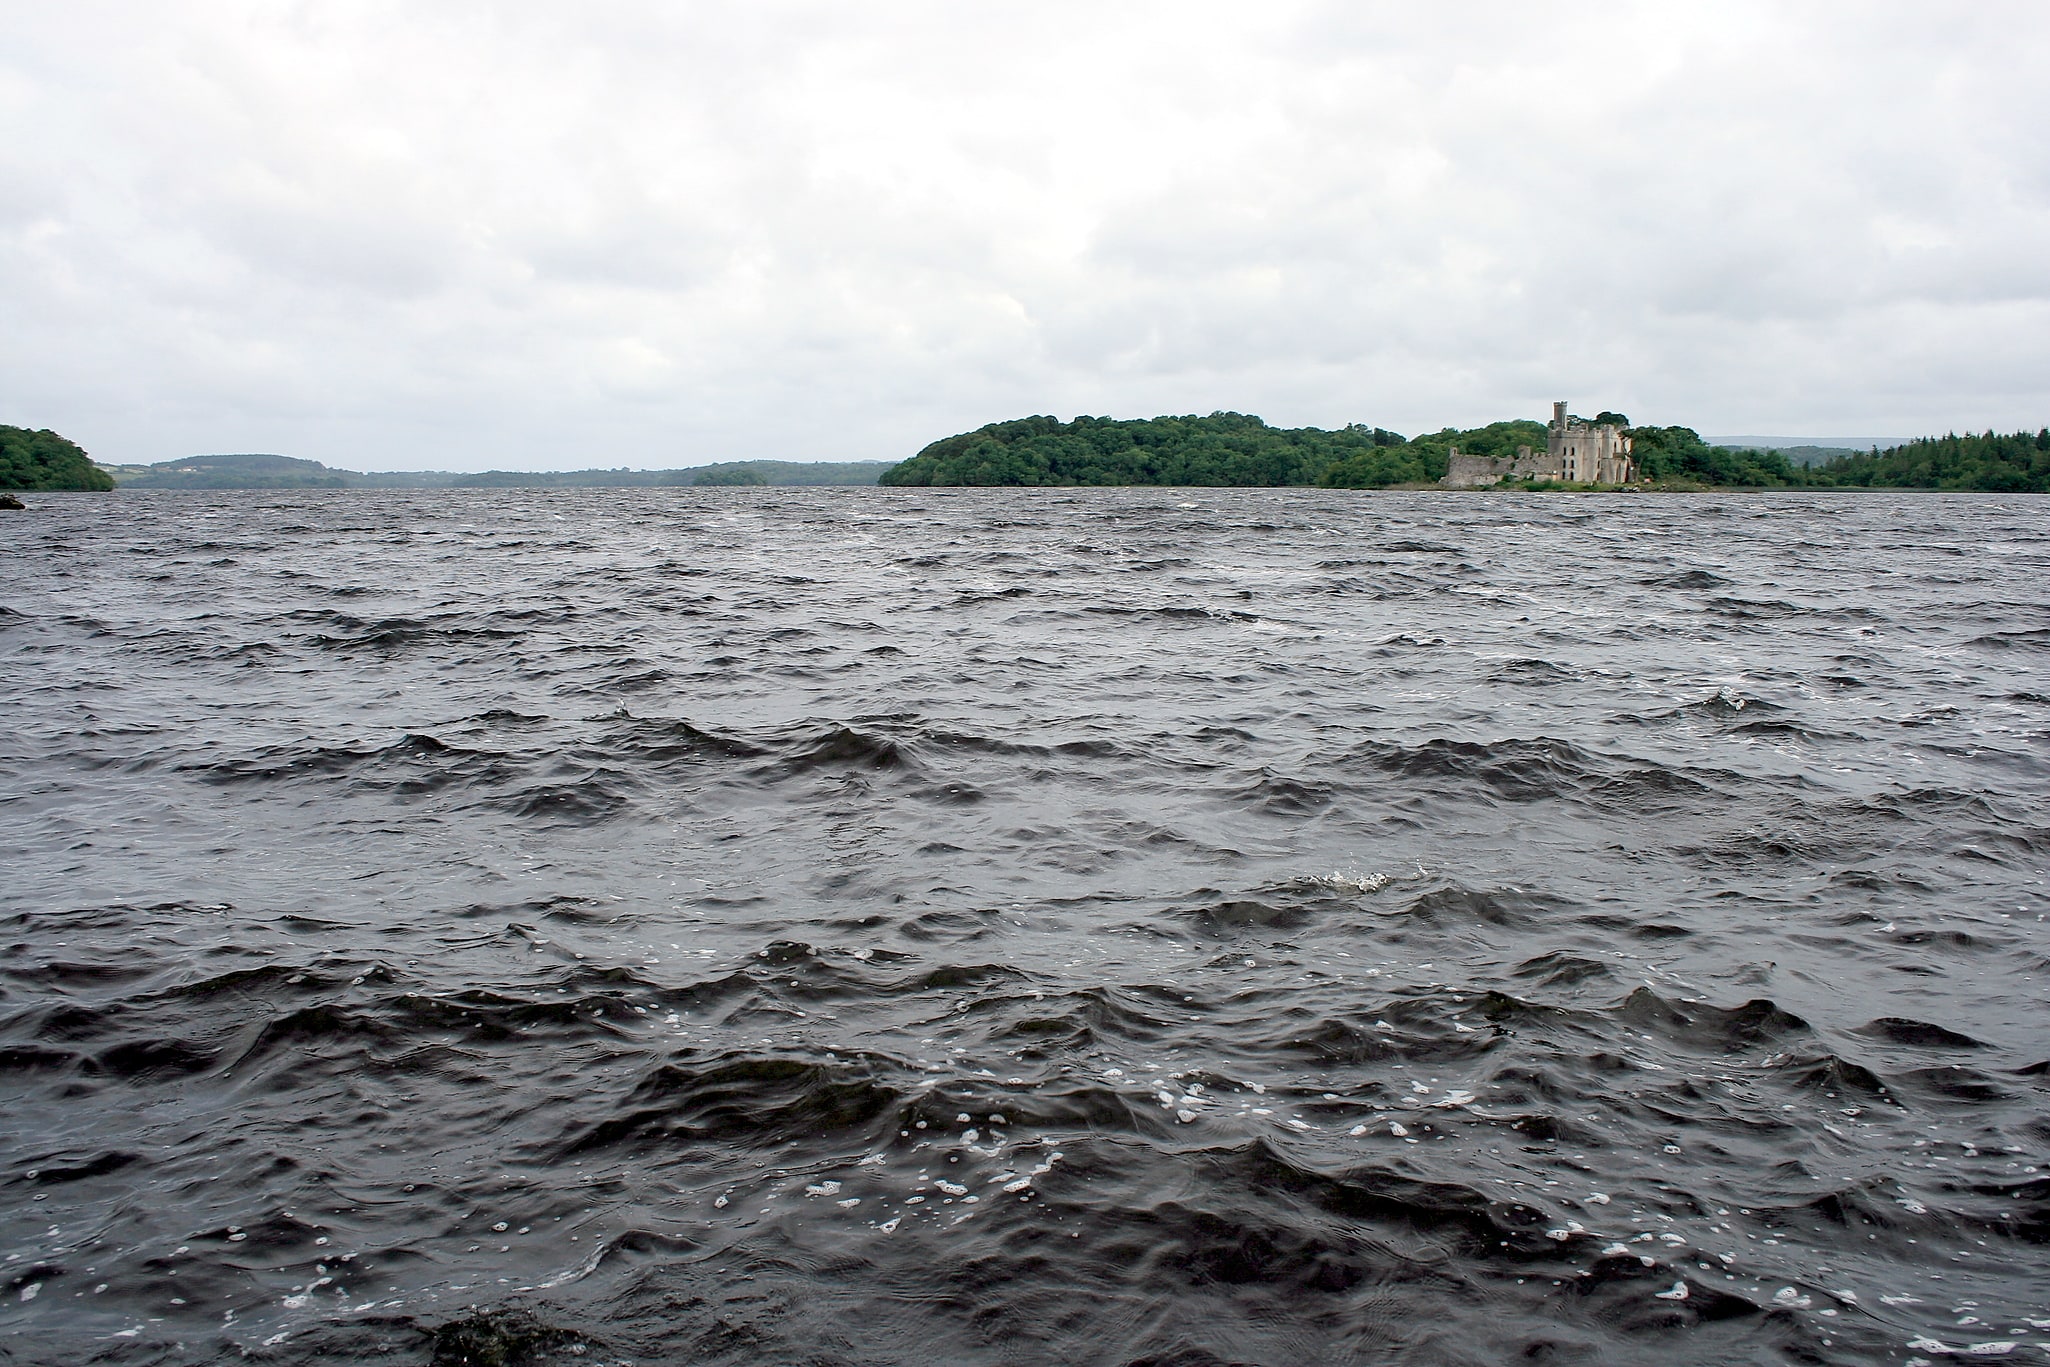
[1440,402,1637,487]
[1545,401,1635,484]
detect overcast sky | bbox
[5,2,2047,471]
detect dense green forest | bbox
[0,425,114,491]
[1819,430,2050,491]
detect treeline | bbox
[878,412,1814,489]
[1330,418,1822,489]
[1331,419,1547,487]
[1625,425,1814,487]
[1820,430,2050,491]
[881,413,2050,491]
[0,426,114,491]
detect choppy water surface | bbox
[3,487,2048,1366]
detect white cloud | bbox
[2,0,2046,469]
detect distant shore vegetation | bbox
[880,414,2050,492]
[13,417,2050,496]
[1,425,114,491]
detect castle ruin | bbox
[1440,402,1636,487]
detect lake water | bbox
[3,487,2047,1365]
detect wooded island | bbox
[878,412,2050,492]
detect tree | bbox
[0,426,114,491]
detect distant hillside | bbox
[447,467,691,488]
[119,453,346,489]
[1,425,114,491]
[692,460,892,486]
[446,459,891,488]
[448,460,891,488]
[1706,440,1921,469]
[1761,445,1865,469]
[112,456,893,489]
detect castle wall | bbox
[1442,451,1515,487]
[1510,443,1564,481]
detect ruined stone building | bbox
[1440,402,1637,487]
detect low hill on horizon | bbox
[110,455,893,489]
[119,453,347,489]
